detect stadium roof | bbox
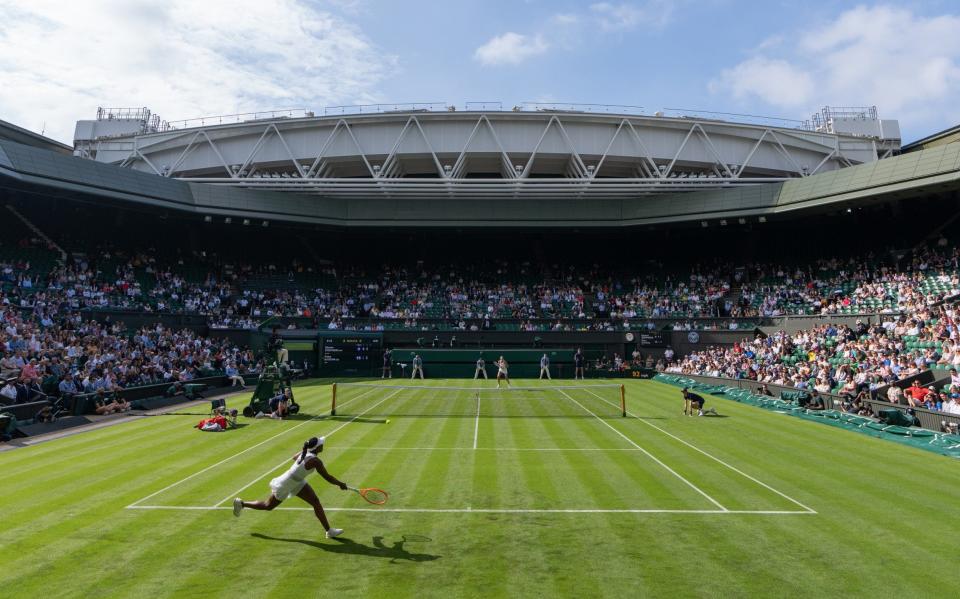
[902,123,960,153]
[1,136,957,228]
[73,105,900,202]
[0,118,72,155]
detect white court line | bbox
[473,391,480,450]
[126,386,380,509]
[211,388,403,507]
[581,386,818,514]
[559,389,729,512]
[337,447,643,451]
[126,505,812,515]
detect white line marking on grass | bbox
[559,390,729,512]
[127,505,812,515]
[211,388,403,508]
[125,386,380,509]
[338,447,643,451]
[473,391,480,450]
[581,387,817,514]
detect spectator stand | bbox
[655,374,960,457]
[0,375,247,446]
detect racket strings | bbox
[360,488,389,505]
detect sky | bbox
[1,0,959,144]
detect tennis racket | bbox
[347,486,389,505]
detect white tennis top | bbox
[278,452,316,485]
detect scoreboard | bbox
[638,331,666,347]
[319,333,382,373]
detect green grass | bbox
[1,378,958,598]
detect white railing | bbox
[152,103,815,132]
[161,109,312,131]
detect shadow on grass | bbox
[241,413,328,422]
[237,414,386,423]
[293,377,382,388]
[678,414,730,419]
[321,413,642,420]
[251,533,440,562]
[323,415,389,424]
[272,414,321,421]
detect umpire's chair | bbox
[242,362,301,418]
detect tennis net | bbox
[330,382,626,419]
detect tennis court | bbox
[127,381,813,516]
[3,378,957,598]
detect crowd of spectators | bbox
[665,253,960,418]
[6,229,960,423]
[0,268,256,413]
[5,248,768,330]
[732,245,959,317]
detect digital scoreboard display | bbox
[638,331,666,347]
[321,336,381,365]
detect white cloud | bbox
[474,2,673,67]
[550,13,579,26]
[590,1,673,31]
[0,0,395,143]
[474,32,549,66]
[709,57,814,109]
[710,5,960,135]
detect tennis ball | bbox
[386,419,391,424]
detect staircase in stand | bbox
[6,204,67,261]
[721,285,743,315]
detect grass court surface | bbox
[1,378,957,598]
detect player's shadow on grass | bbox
[251,533,440,563]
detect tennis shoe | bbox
[326,528,344,538]
[698,410,704,416]
[233,498,243,517]
[254,412,266,419]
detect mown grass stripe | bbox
[586,383,816,512]
[560,389,728,511]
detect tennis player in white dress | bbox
[233,436,349,538]
[496,356,510,388]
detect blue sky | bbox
[1,0,958,143]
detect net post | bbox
[620,384,626,417]
[331,382,337,416]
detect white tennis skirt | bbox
[270,475,307,501]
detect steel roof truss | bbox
[520,116,588,179]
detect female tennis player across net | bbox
[495,356,511,389]
[233,436,348,538]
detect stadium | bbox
[2,12,960,599]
